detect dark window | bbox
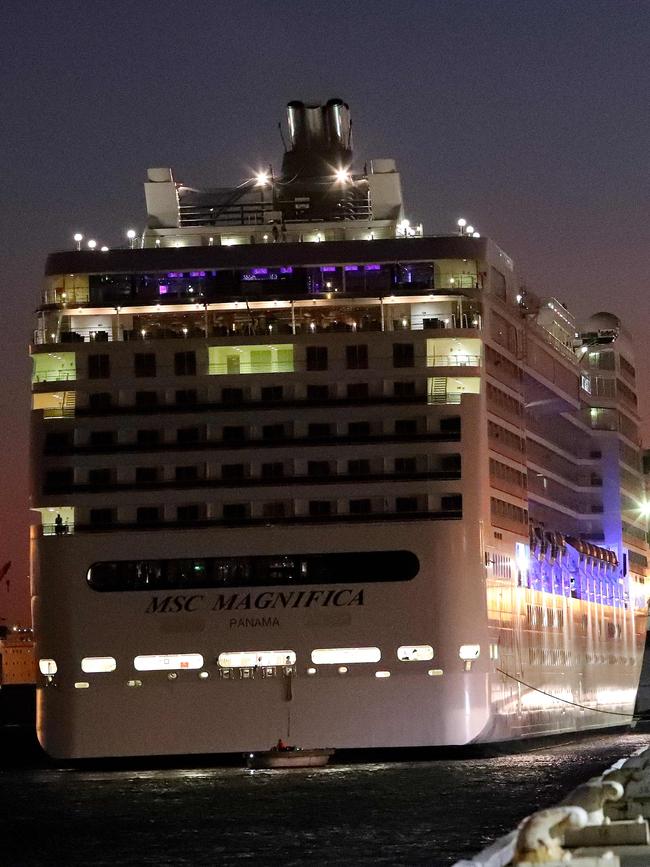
[309,500,333,516]
[89,508,114,526]
[45,431,72,451]
[394,381,416,398]
[308,461,330,477]
[223,426,245,443]
[88,550,420,592]
[393,343,415,368]
[135,390,158,408]
[395,458,417,474]
[174,351,196,376]
[350,499,371,514]
[441,454,462,472]
[45,468,73,489]
[177,504,200,523]
[441,494,463,512]
[223,503,249,521]
[134,353,156,377]
[348,421,370,436]
[177,426,200,445]
[88,468,112,486]
[222,464,245,480]
[395,419,418,435]
[307,384,329,400]
[347,382,369,399]
[90,430,116,446]
[348,459,370,475]
[88,392,112,411]
[396,497,418,512]
[262,502,286,519]
[175,466,198,481]
[88,354,110,379]
[261,385,283,401]
[440,416,461,434]
[137,429,160,446]
[308,422,331,437]
[306,346,328,371]
[346,344,368,369]
[136,467,158,483]
[261,462,284,479]
[175,389,197,406]
[262,424,284,441]
[222,387,244,405]
[136,506,161,524]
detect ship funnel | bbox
[282,98,352,180]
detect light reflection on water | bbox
[1,733,648,866]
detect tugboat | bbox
[246,739,335,769]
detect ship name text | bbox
[145,588,365,614]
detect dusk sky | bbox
[1,0,649,623]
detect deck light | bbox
[254,171,270,187]
[457,218,466,228]
[73,233,83,250]
[334,167,351,183]
[466,225,474,235]
[127,229,137,248]
[100,246,109,252]
[87,239,97,250]
[472,232,480,238]
[639,502,650,518]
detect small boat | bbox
[246,747,335,769]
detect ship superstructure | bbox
[30,100,649,758]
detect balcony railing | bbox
[426,354,481,367]
[32,371,76,383]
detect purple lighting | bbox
[344,265,359,272]
[252,267,269,276]
[321,266,336,272]
[167,272,183,278]
[158,285,168,295]
[189,271,206,277]
[279,266,293,274]
[364,264,381,271]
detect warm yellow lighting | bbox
[254,171,270,187]
[334,167,351,183]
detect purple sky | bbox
[1,0,649,623]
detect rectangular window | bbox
[177,504,200,523]
[88,468,112,486]
[262,502,286,519]
[45,468,73,489]
[347,382,369,399]
[348,421,370,436]
[209,344,294,375]
[81,656,116,673]
[134,653,203,671]
[135,390,158,408]
[218,650,295,669]
[89,508,114,525]
[136,507,160,524]
[136,467,158,483]
[222,387,244,405]
[308,461,330,477]
[89,392,112,411]
[261,385,283,401]
[222,464,245,480]
[395,497,418,512]
[174,351,196,376]
[393,343,415,368]
[45,431,72,451]
[262,424,284,441]
[306,346,328,371]
[307,384,329,400]
[137,429,160,446]
[311,647,381,665]
[395,419,418,435]
[348,459,370,475]
[177,426,200,445]
[223,426,245,443]
[346,344,368,369]
[349,499,371,514]
[309,500,332,516]
[90,430,115,446]
[395,458,417,474]
[261,462,284,479]
[176,389,197,405]
[223,503,249,521]
[175,466,198,481]
[441,494,462,511]
[308,422,331,437]
[394,381,416,398]
[134,353,156,377]
[88,354,110,379]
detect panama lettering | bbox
[145,588,364,615]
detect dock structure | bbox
[455,741,650,866]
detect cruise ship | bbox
[30,99,650,759]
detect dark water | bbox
[1,733,648,866]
